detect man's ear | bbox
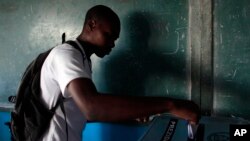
[87,19,96,31]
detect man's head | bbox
[80,5,120,58]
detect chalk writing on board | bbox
[163,27,186,55]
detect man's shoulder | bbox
[50,43,81,58]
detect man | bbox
[40,5,200,141]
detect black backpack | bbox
[6,37,84,141]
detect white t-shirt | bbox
[40,40,92,141]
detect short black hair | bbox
[84,5,120,28]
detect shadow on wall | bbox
[101,11,250,120]
[101,11,187,97]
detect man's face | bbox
[90,20,120,58]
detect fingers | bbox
[135,116,150,123]
[170,99,200,124]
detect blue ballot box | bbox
[2,111,250,141]
[140,114,250,141]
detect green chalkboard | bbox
[0,0,189,109]
[213,0,250,119]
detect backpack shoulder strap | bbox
[60,40,85,141]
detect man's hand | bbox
[169,100,200,124]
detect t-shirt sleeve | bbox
[51,48,91,97]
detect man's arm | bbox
[67,78,200,124]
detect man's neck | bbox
[76,37,93,60]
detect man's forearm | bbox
[81,93,174,122]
